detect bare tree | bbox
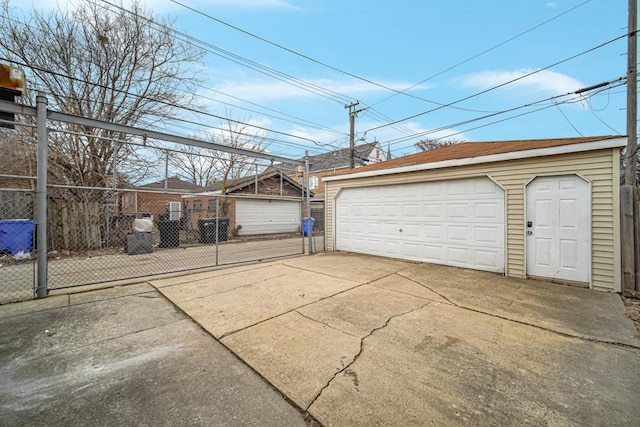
[0,0,204,192]
[414,138,464,152]
[170,116,270,192]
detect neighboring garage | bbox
[235,198,301,236]
[324,136,626,292]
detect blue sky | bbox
[30,0,631,159]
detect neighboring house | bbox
[323,136,626,293]
[119,176,205,219]
[184,169,312,236]
[284,141,387,199]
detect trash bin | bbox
[126,232,153,255]
[0,219,35,255]
[301,217,315,237]
[157,219,180,248]
[198,217,230,243]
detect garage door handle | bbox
[399,229,402,232]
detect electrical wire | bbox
[0,56,325,150]
[369,0,593,108]
[365,33,629,134]
[164,0,497,113]
[554,102,584,136]
[383,78,626,151]
[95,0,354,105]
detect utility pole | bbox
[622,0,638,291]
[626,0,637,186]
[345,101,365,169]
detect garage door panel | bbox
[403,204,420,218]
[236,199,300,236]
[424,204,443,219]
[448,247,470,265]
[475,250,501,269]
[402,242,421,258]
[475,202,500,220]
[424,224,443,240]
[369,204,383,217]
[447,203,469,220]
[403,223,420,238]
[476,226,501,245]
[424,245,444,262]
[335,177,505,273]
[447,224,470,242]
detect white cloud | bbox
[286,119,469,155]
[212,79,433,102]
[461,69,584,96]
[546,2,557,8]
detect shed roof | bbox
[324,136,626,181]
[202,169,311,196]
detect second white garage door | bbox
[335,177,505,273]
[236,198,301,236]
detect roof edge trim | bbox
[323,137,627,182]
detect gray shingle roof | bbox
[307,142,380,172]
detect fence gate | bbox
[0,94,316,303]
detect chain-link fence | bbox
[43,188,313,291]
[0,189,36,304]
[0,94,323,303]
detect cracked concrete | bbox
[305,301,432,413]
[0,285,308,426]
[150,252,640,426]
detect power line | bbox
[0,12,346,153]
[95,0,354,105]
[554,102,584,136]
[368,0,593,109]
[0,57,323,148]
[165,0,496,113]
[365,33,629,134]
[383,78,626,151]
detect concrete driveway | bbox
[0,284,308,426]
[149,252,640,426]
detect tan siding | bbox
[325,149,620,291]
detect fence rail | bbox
[0,95,320,304]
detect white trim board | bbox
[323,138,627,182]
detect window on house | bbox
[309,175,319,189]
[193,200,202,211]
[207,199,217,212]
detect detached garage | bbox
[324,136,626,292]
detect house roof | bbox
[273,142,382,173]
[202,169,311,195]
[137,176,206,192]
[324,136,626,181]
[307,141,381,172]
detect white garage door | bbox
[236,199,301,236]
[335,177,505,273]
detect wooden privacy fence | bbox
[621,184,640,293]
[48,195,105,251]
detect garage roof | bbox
[324,135,626,181]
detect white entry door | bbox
[525,175,590,283]
[335,177,505,273]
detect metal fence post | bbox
[305,151,312,254]
[215,197,219,266]
[35,92,48,299]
